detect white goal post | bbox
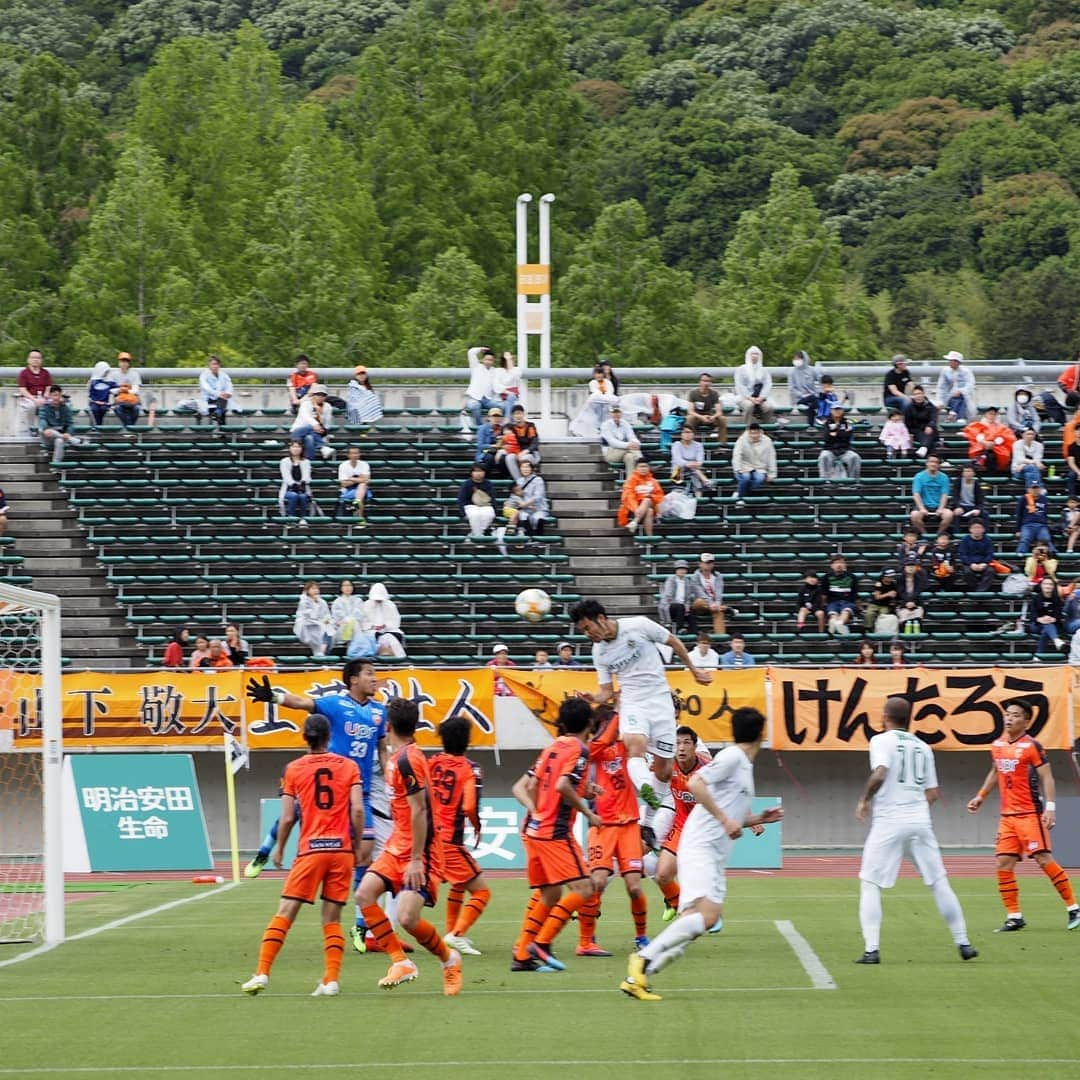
[0,580,63,945]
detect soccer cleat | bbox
[620,953,661,1001]
[311,980,340,996]
[634,935,650,950]
[640,825,659,853]
[442,948,463,997]
[349,925,367,954]
[241,973,269,995]
[995,917,1026,933]
[620,977,662,1001]
[511,957,556,973]
[638,783,663,811]
[958,944,978,961]
[528,941,566,971]
[1067,908,1080,931]
[855,950,881,964]
[243,852,269,879]
[444,932,482,956]
[661,905,678,923]
[708,917,724,934]
[378,959,418,989]
[576,941,613,957]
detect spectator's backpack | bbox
[1002,573,1031,597]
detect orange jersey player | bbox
[430,714,491,956]
[354,698,463,995]
[579,707,649,956]
[241,713,364,997]
[967,698,1079,932]
[510,698,600,973]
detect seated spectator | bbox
[813,376,849,427]
[796,568,826,632]
[188,635,211,669]
[488,642,517,695]
[1066,404,1080,498]
[110,353,153,426]
[896,527,927,574]
[346,365,383,425]
[494,351,520,418]
[658,558,696,634]
[864,569,899,632]
[882,354,912,412]
[878,409,912,460]
[689,633,720,671]
[731,422,777,507]
[898,558,926,605]
[671,426,714,494]
[789,350,820,425]
[1016,481,1055,555]
[599,404,643,476]
[926,532,955,589]
[554,641,581,668]
[690,551,728,635]
[533,648,553,670]
[823,553,858,636]
[222,623,250,666]
[464,346,499,429]
[963,406,1015,474]
[897,598,924,635]
[474,407,509,474]
[1064,496,1080,553]
[1028,577,1065,653]
[685,372,727,444]
[1040,350,1080,423]
[286,354,318,415]
[955,520,996,591]
[335,445,370,523]
[198,355,234,426]
[853,640,877,667]
[163,628,189,668]
[910,454,954,534]
[903,384,941,459]
[889,641,908,667]
[278,439,312,523]
[1062,586,1080,636]
[363,581,406,658]
[509,458,547,538]
[197,639,233,669]
[330,579,365,654]
[817,404,861,480]
[290,384,335,461]
[950,464,987,524]
[458,464,497,539]
[936,351,976,420]
[293,581,333,658]
[586,363,619,430]
[38,386,81,464]
[618,460,664,536]
[734,345,775,423]
[503,405,541,482]
[16,349,51,436]
[720,633,756,668]
[1011,428,1045,488]
[1006,386,1040,435]
[113,381,141,431]
[1024,543,1058,585]
[87,362,116,427]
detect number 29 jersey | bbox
[281,752,360,857]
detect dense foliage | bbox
[1,0,1077,367]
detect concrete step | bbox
[17,556,99,571]
[544,479,610,496]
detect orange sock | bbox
[578,895,601,945]
[514,891,549,962]
[997,869,1020,914]
[445,883,466,933]
[1041,860,1077,907]
[453,888,490,936]
[536,891,587,947]
[658,880,680,909]
[412,918,451,962]
[630,891,648,937]
[255,914,292,976]
[362,904,406,963]
[322,921,344,984]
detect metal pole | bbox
[516,194,532,412]
[41,603,64,944]
[538,194,555,424]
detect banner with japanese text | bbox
[770,666,1072,750]
[499,668,767,743]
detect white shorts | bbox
[371,810,392,858]
[675,830,733,910]
[619,692,676,758]
[859,818,947,890]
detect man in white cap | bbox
[936,351,976,421]
[553,641,581,668]
[290,384,335,460]
[658,558,698,634]
[487,642,517,696]
[689,553,728,635]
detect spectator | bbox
[903,384,940,460]
[1006,386,1040,436]
[863,569,899,632]
[897,598,924,635]
[586,363,620,430]
[1064,496,1080,553]
[198,639,233,669]
[508,458,547,539]
[810,375,847,426]
[889,641,908,667]
[109,354,153,427]
[38,386,81,464]
[1063,587,1080,636]
[963,406,1014,474]
[346,365,383,425]
[1016,480,1054,555]
[796,568,827,632]
[293,581,333,658]
[162,628,189,668]
[488,642,517,695]
[474,407,509,474]
[878,409,912,460]
[457,464,497,539]
[671,425,714,495]
[494,351,520,417]
[1040,349,1080,423]
[599,404,643,476]
[910,454,954,534]
[1023,543,1058,585]
[685,372,727,444]
[898,562,926,609]
[720,633,756,668]
[936,351,976,420]
[823,553,859,636]
[16,349,51,436]
[734,345,776,423]
[882,354,912,412]
[689,551,728,635]
[113,381,141,432]
[533,648,553,670]
[1066,406,1080,498]
[896,527,927,574]
[658,558,697,634]
[290,384,335,461]
[950,464,987,524]
[222,623,250,666]
[1028,577,1065,654]
[87,362,116,427]
[926,532,956,589]
[335,445,370,523]
[503,404,541,482]
[789,350,820,425]
[817,404,861,480]
[286,354,318,415]
[955,520,996,591]
[598,359,620,396]
[731,422,777,507]
[278,439,312,523]
[330,580,365,654]
[554,641,581,668]
[1011,428,1045,488]
[853,640,877,667]
[188,635,211,669]
[464,346,499,428]
[198,355,234,427]
[618,460,664,536]
[690,633,721,671]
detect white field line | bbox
[773,918,837,990]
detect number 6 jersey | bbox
[281,752,361,856]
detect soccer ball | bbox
[515,588,552,623]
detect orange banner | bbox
[770,666,1072,750]
[499,668,768,743]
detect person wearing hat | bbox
[658,558,699,634]
[817,402,862,480]
[962,405,1014,474]
[1006,385,1040,436]
[474,407,509,474]
[198,354,235,427]
[553,641,581,668]
[599,403,643,477]
[936,351,976,421]
[110,351,154,426]
[1011,427,1046,489]
[347,364,383,425]
[86,360,116,427]
[487,642,517,696]
[290,383,336,460]
[883,354,912,412]
[286,353,319,415]
[689,552,728,635]
[1016,479,1054,556]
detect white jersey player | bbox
[620,707,782,1001]
[854,695,977,964]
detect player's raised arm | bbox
[666,633,712,685]
[246,674,316,713]
[856,766,888,823]
[967,765,997,813]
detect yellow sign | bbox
[516,263,550,295]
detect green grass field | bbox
[2,874,1078,1079]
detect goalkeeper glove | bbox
[246,675,280,705]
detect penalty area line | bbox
[773,919,837,990]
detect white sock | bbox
[627,756,652,793]
[381,890,399,929]
[650,775,672,809]
[642,851,659,878]
[930,877,969,945]
[859,879,882,952]
[653,807,675,845]
[639,911,707,973]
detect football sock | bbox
[411,918,451,962]
[454,888,491,936]
[630,891,648,937]
[627,756,653,803]
[929,878,969,945]
[659,880,681,909]
[653,807,675,845]
[514,892,549,961]
[649,776,672,809]
[859,880,883,952]
[353,866,369,928]
[362,904,406,964]
[446,883,466,933]
[322,921,345,984]
[536,891,587,946]
[257,820,278,860]
[997,868,1020,915]
[255,914,292,976]
[578,894,601,944]
[381,890,399,928]
[639,911,707,973]
[1041,860,1077,907]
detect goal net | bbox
[0,581,63,946]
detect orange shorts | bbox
[587,822,644,876]
[661,821,686,858]
[996,814,1051,860]
[282,850,354,906]
[369,848,442,906]
[523,836,589,888]
[441,843,482,886]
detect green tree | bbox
[980,256,1080,359]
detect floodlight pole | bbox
[515,194,532,410]
[515,193,554,422]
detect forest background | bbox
[1,0,1078,370]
